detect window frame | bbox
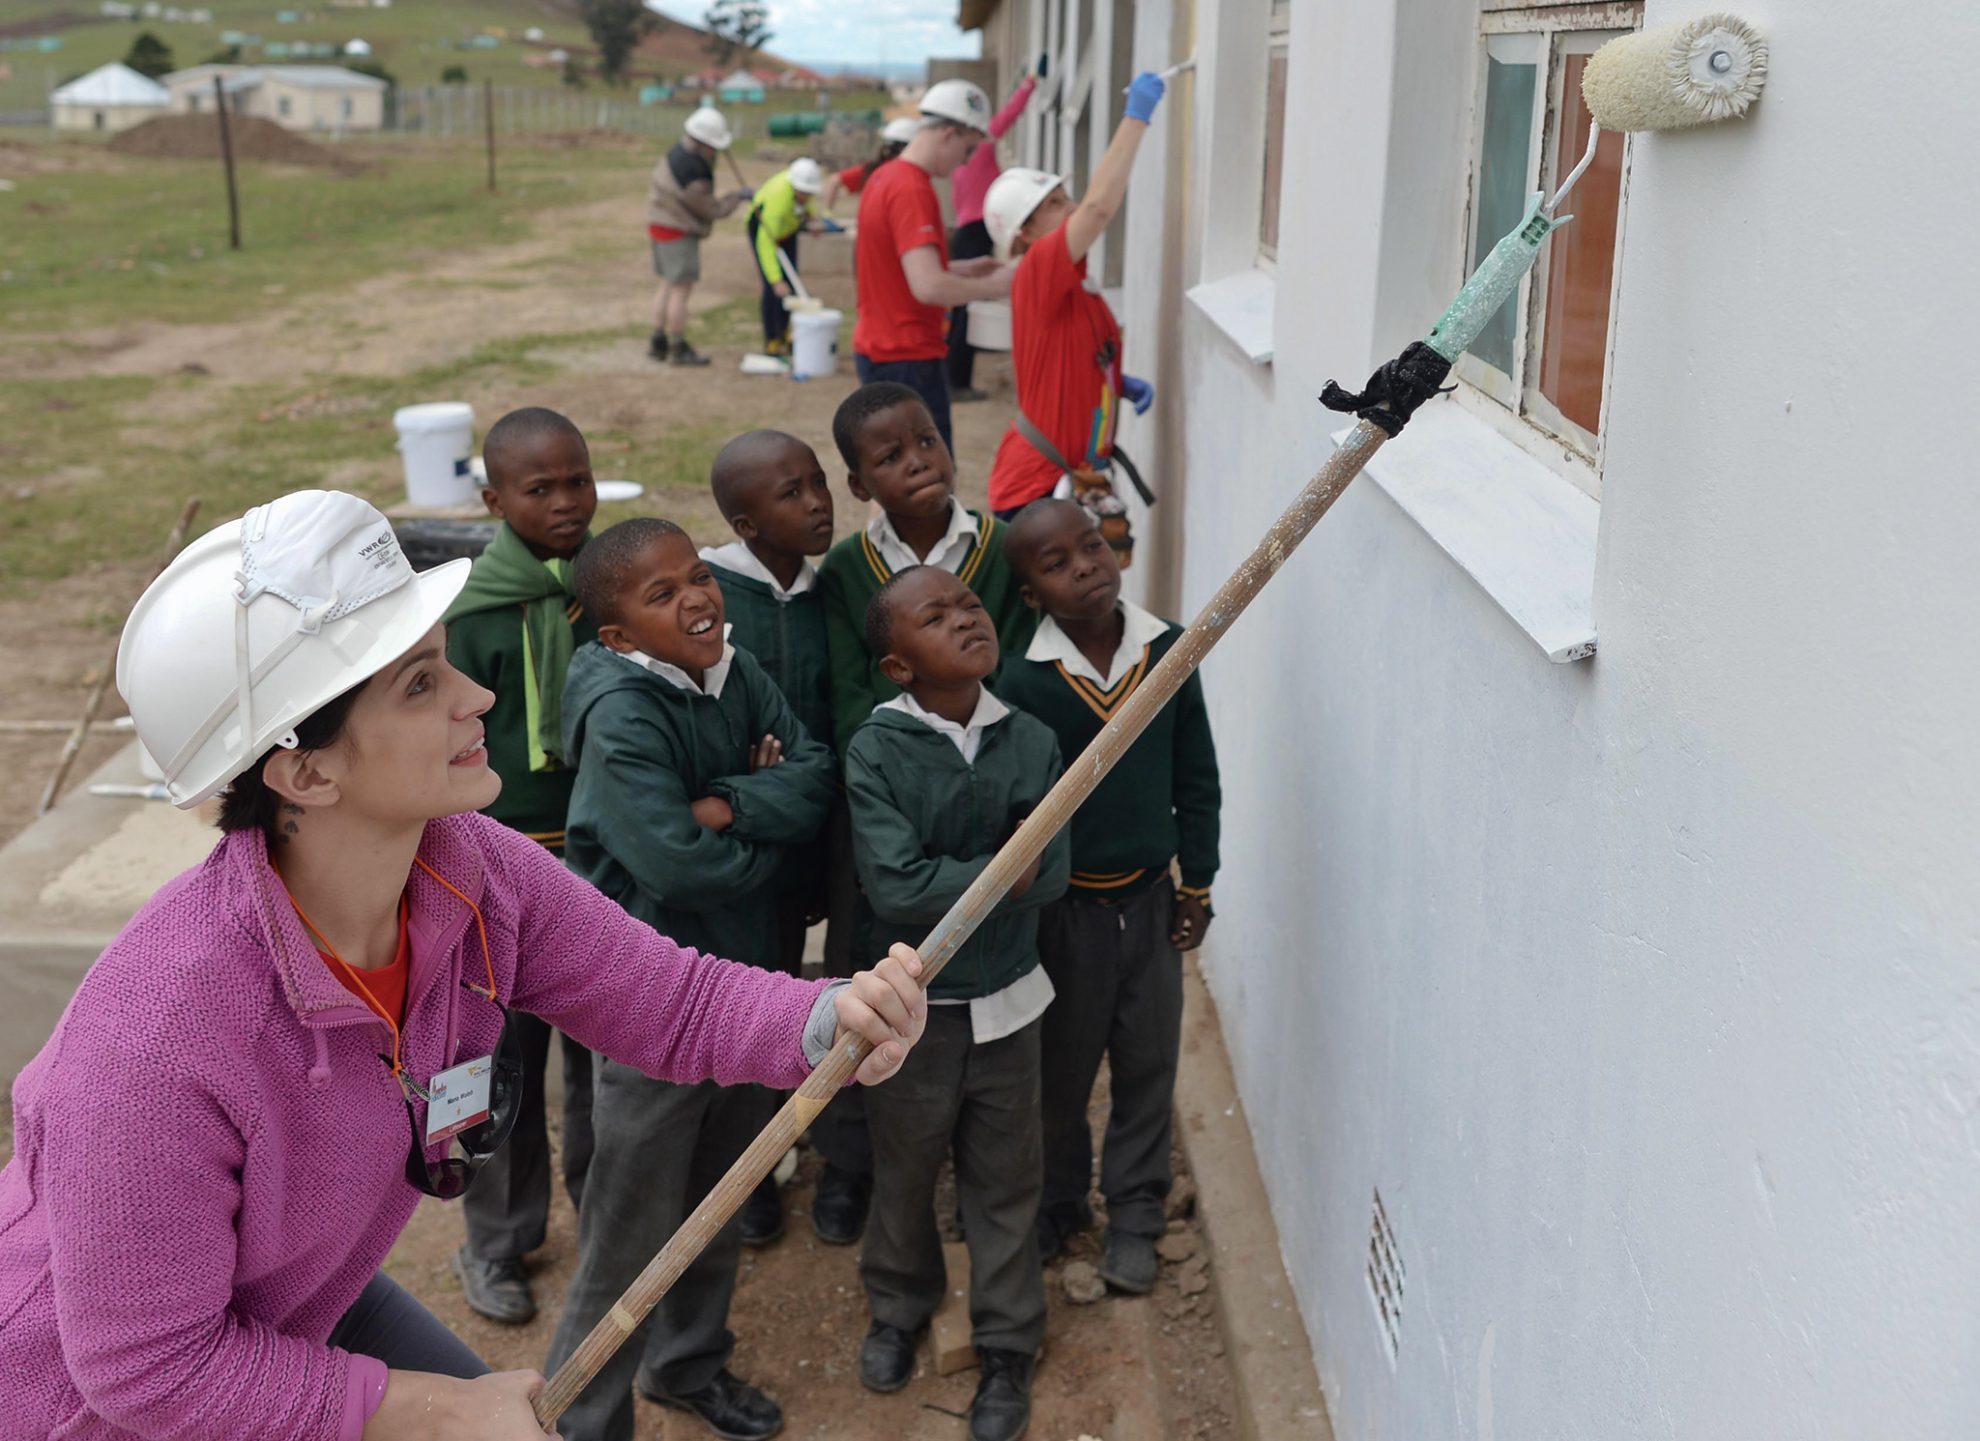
[1458,3,1640,495]
[1258,0,1292,267]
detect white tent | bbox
[50,62,170,132]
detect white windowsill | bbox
[1334,401,1598,662]
[1186,269,1275,365]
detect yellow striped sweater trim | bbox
[1176,883,1213,902]
[1071,867,1150,891]
[1053,645,1151,723]
[857,512,995,588]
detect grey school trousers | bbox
[544,1062,779,1441]
[462,1012,595,1262]
[1037,877,1183,1240]
[861,1006,1047,1354]
[810,798,873,1177]
[329,1271,487,1378]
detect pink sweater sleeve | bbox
[989,74,1036,139]
[952,76,1038,228]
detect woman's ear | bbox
[261,745,343,815]
[878,653,914,690]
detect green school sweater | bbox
[561,641,837,967]
[706,561,833,750]
[445,584,598,853]
[817,510,1037,755]
[844,703,1071,1002]
[995,621,1221,905]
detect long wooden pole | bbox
[535,418,1394,1423]
[212,77,239,250]
[38,498,202,816]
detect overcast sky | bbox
[645,0,982,67]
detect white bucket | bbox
[393,402,477,509]
[790,307,843,380]
[968,299,1012,351]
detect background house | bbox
[962,1,1979,1437]
[162,62,386,131]
[49,60,169,131]
[716,68,765,104]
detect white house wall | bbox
[1110,0,1980,1437]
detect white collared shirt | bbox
[1023,600,1169,690]
[878,686,1009,765]
[617,624,736,699]
[699,541,818,602]
[866,498,979,576]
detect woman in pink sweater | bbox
[945,66,1039,401]
[0,491,928,1441]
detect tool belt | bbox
[1012,411,1155,568]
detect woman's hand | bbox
[365,1370,559,1440]
[834,943,928,1084]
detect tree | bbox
[577,0,654,85]
[562,56,587,90]
[703,0,773,70]
[441,64,469,84]
[123,30,174,80]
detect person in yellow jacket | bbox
[747,157,829,358]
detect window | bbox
[340,95,353,119]
[1462,5,1637,482]
[1259,0,1290,261]
[278,94,292,118]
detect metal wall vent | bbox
[1365,1188,1404,1364]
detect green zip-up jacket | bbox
[561,641,837,967]
[818,510,1037,755]
[995,621,1221,906]
[844,703,1070,1002]
[706,561,833,750]
[445,590,598,853]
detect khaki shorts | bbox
[650,236,701,284]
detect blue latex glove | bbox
[1124,71,1165,124]
[1037,51,1050,80]
[1121,374,1154,415]
[819,217,845,234]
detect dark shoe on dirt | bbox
[952,386,991,403]
[968,1347,1035,1441]
[450,1244,535,1325]
[670,340,711,367]
[648,331,670,361]
[811,1162,871,1245]
[1097,1229,1159,1295]
[640,1367,784,1441]
[1035,1209,1067,1264]
[858,1320,923,1393]
[740,1175,786,1247]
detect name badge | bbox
[425,1055,495,1146]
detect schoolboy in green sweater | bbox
[698,427,836,1247]
[441,405,599,1327]
[844,565,1069,1441]
[997,499,1221,1297]
[819,381,1036,757]
[549,518,837,1441]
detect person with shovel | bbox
[0,488,929,1441]
[647,106,752,368]
[744,155,827,361]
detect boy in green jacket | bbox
[441,405,599,1327]
[548,518,837,1441]
[819,382,1036,757]
[998,499,1221,1296]
[843,564,1069,1441]
[698,427,836,1246]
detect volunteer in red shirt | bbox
[983,71,1167,519]
[853,79,1012,457]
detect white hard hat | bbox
[788,156,824,194]
[919,78,991,132]
[116,490,469,808]
[881,116,920,146]
[985,166,1064,260]
[684,105,732,150]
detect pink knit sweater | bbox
[0,812,828,1441]
[951,74,1037,229]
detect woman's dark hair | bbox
[215,680,367,837]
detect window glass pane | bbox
[1471,53,1536,376]
[1537,50,1622,435]
[1260,48,1287,254]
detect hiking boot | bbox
[450,1245,535,1325]
[648,330,670,361]
[1097,1229,1159,1295]
[968,1347,1035,1441]
[811,1162,871,1245]
[670,340,711,367]
[740,1175,786,1247]
[858,1320,923,1393]
[639,1367,784,1441]
[952,386,991,403]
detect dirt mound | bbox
[106,115,361,172]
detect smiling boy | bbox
[548,518,837,1441]
[843,565,1069,1441]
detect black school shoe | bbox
[638,1368,784,1441]
[740,1175,785,1247]
[811,1162,872,1245]
[669,340,712,367]
[1098,1229,1159,1295]
[648,330,670,361]
[969,1348,1036,1441]
[858,1320,923,1393]
[450,1245,535,1325]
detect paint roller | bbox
[531,17,1772,1425]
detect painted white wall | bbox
[1124,0,1980,1437]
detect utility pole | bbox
[213,75,240,250]
[484,78,496,191]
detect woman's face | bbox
[1019,188,1076,253]
[316,622,500,828]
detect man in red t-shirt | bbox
[853,80,1012,456]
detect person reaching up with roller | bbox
[647,106,751,368]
